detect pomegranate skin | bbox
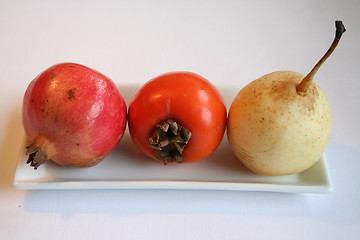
[22,63,127,168]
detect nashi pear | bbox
[227,71,331,175]
[227,21,346,176]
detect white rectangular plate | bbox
[13,84,333,193]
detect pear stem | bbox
[296,20,346,95]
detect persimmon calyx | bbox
[149,119,192,164]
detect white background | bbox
[1,0,360,239]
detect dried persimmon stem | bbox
[149,119,191,164]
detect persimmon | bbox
[128,72,226,164]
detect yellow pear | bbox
[227,21,346,176]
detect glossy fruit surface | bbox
[128,72,226,164]
[23,62,127,169]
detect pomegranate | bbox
[22,63,127,169]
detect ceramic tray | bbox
[13,84,332,193]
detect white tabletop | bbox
[1,0,359,239]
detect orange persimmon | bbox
[128,72,227,164]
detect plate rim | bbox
[13,135,333,194]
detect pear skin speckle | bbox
[227,71,332,176]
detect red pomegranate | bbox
[22,63,127,169]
